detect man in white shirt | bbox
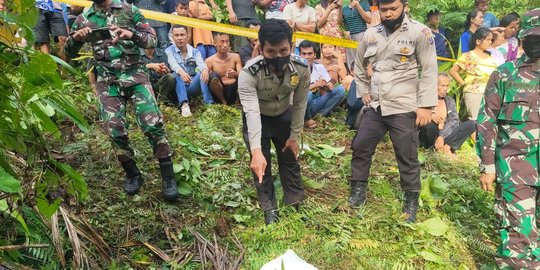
[299,40,345,128]
[282,0,316,48]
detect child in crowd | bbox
[189,0,217,59]
[171,0,192,43]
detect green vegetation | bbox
[3,0,535,268]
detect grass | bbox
[45,86,498,269]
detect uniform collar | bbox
[261,57,295,78]
[399,15,410,32]
[376,14,410,34]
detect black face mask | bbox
[381,11,405,31]
[265,55,290,71]
[93,0,107,5]
[523,37,540,59]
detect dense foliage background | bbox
[1,0,538,269]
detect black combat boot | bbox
[349,181,368,207]
[121,159,143,195]
[159,157,178,202]
[264,209,279,225]
[403,191,420,223]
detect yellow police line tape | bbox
[53,0,358,48]
[54,0,496,67]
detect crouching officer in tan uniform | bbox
[349,0,438,222]
[238,19,310,225]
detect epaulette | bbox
[290,54,308,67]
[245,57,265,75]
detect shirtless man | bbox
[205,32,243,105]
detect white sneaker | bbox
[181,102,192,117]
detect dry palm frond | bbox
[59,206,89,269]
[190,229,244,270]
[0,244,49,251]
[51,212,67,267]
[68,213,112,263]
[142,242,172,262]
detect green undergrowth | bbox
[52,86,498,269]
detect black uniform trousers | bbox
[242,107,304,211]
[351,107,420,192]
[418,121,476,151]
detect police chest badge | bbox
[399,47,410,62]
[290,74,299,87]
[367,36,377,46]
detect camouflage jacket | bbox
[65,0,156,87]
[477,55,539,185]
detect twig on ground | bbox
[0,244,49,251]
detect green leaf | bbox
[177,181,193,195]
[319,148,335,159]
[49,159,88,200]
[209,159,226,167]
[21,51,63,89]
[173,164,183,173]
[418,217,449,237]
[49,54,79,75]
[44,96,90,133]
[36,196,61,219]
[430,175,449,194]
[30,102,60,139]
[0,166,21,193]
[418,151,426,165]
[317,144,345,159]
[418,250,444,264]
[0,199,29,235]
[224,201,240,207]
[233,214,250,223]
[302,178,325,189]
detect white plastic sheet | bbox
[260,249,317,270]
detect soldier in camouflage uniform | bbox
[65,0,178,202]
[477,8,540,269]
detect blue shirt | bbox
[433,27,449,58]
[342,1,370,34]
[35,0,59,12]
[483,12,499,28]
[460,30,472,53]
[165,44,207,77]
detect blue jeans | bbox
[174,72,214,104]
[154,25,170,49]
[196,44,216,60]
[305,85,345,119]
[345,81,364,129]
[346,81,363,110]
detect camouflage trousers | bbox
[97,82,172,163]
[495,182,540,269]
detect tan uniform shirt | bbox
[238,55,310,150]
[354,16,438,116]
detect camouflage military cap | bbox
[518,8,540,38]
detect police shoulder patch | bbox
[291,54,308,67]
[421,27,435,46]
[244,56,265,75]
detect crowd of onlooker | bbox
[22,0,528,157]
